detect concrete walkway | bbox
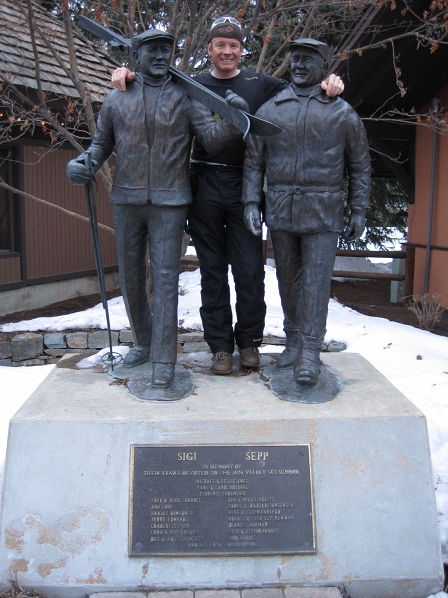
[92,589,342,598]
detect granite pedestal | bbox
[0,353,443,598]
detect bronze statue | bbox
[242,38,371,385]
[111,20,344,378]
[67,30,245,390]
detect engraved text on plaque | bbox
[129,445,314,556]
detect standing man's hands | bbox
[244,203,262,236]
[111,67,135,91]
[321,74,344,97]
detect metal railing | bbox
[333,249,406,281]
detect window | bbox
[0,146,19,254]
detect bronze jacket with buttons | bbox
[242,84,371,234]
[88,74,239,206]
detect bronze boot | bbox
[293,333,325,385]
[276,329,301,368]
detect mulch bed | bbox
[330,279,448,337]
[0,581,44,598]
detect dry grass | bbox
[0,580,45,598]
[406,293,445,330]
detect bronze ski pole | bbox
[83,150,122,369]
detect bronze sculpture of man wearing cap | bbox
[66,29,245,390]
[242,38,371,386]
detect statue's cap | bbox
[132,29,175,51]
[288,38,333,63]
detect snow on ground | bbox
[0,365,54,500]
[1,260,447,584]
[0,295,130,333]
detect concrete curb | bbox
[90,589,342,598]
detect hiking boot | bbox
[123,344,151,368]
[151,363,175,388]
[239,347,260,368]
[211,351,233,375]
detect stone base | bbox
[0,353,443,598]
[262,364,343,403]
[109,362,195,401]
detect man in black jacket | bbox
[242,39,371,385]
[67,30,244,389]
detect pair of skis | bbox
[78,16,282,140]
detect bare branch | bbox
[24,0,45,104]
[0,75,84,151]
[0,178,115,235]
[256,3,281,73]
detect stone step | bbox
[0,332,347,367]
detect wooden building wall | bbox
[408,86,448,308]
[23,144,117,280]
[0,256,21,284]
[0,141,117,289]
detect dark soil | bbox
[0,279,447,341]
[0,288,122,342]
[330,279,448,337]
[0,287,122,328]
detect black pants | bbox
[114,203,188,365]
[188,167,266,353]
[270,229,339,340]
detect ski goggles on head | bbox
[211,16,242,29]
[209,16,244,42]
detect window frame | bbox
[0,145,21,258]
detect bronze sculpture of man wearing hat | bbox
[242,38,371,385]
[67,30,245,390]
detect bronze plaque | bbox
[129,444,315,556]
